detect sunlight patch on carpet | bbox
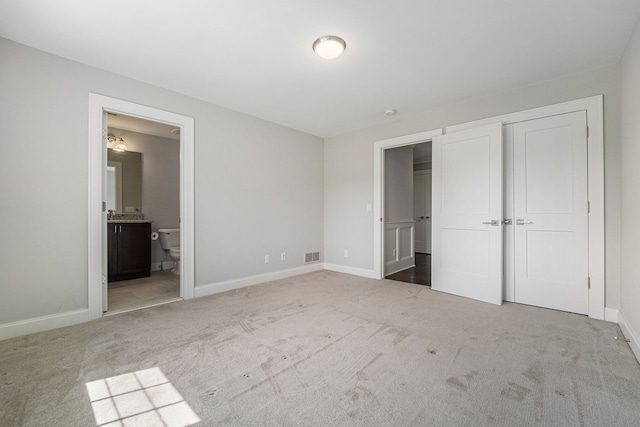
[85,367,200,426]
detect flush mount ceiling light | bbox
[107,134,128,152]
[313,35,346,60]
[384,108,397,115]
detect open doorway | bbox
[104,114,182,315]
[373,129,442,281]
[385,142,432,286]
[88,94,195,321]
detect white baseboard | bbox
[0,309,89,342]
[323,263,377,279]
[151,260,176,272]
[618,312,640,364]
[604,307,619,323]
[195,263,324,298]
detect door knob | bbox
[482,220,500,226]
[516,219,534,225]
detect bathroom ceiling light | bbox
[107,134,128,152]
[313,35,346,60]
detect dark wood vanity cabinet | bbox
[108,222,151,282]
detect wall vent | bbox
[305,252,320,263]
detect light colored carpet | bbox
[1,271,639,426]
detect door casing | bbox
[88,94,195,320]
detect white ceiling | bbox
[2,1,639,138]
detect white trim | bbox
[194,264,324,298]
[446,95,605,320]
[324,263,378,279]
[618,312,640,364]
[384,221,418,225]
[0,309,89,342]
[373,129,444,280]
[384,221,416,275]
[605,307,619,323]
[88,94,195,320]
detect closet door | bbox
[512,111,589,314]
[432,123,503,305]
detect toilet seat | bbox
[169,247,180,257]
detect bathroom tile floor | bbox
[106,270,181,316]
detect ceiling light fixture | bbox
[384,108,397,115]
[107,134,128,152]
[313,35,346,60]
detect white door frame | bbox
[88,94,195,320]
[373,129,443,279]
[372,95,604,320]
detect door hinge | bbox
[588,277,591,289]
[586,126,589,139]
[102,201,106,212]
[102,129,108,139]
[587,201,590,213]
[380,217,383,222]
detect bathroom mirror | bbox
[107,149,142,212]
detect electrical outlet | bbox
[264,255,270,263]
[281,252,286,261]
[344,249,349,258]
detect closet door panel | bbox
[432,122,503,305]
[512,111,589,314]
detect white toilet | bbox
[158,228,180,274]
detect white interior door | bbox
[413,173,427,253]
[512,111,589,314]
[432,123,503,305]
[414,171,433,254]
[424,173,432,254]
[102,111,109,312]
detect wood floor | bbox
[106,270,181,315]
[385,253,431,286]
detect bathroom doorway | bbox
[104,114,182,315]
[88,94,195,321]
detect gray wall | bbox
[384,147,413,222]
[108,128,180,266]
[324,64,622,311]
[620,20,640,348]
[0,37,324,326]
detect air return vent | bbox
[305,252,320,263]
